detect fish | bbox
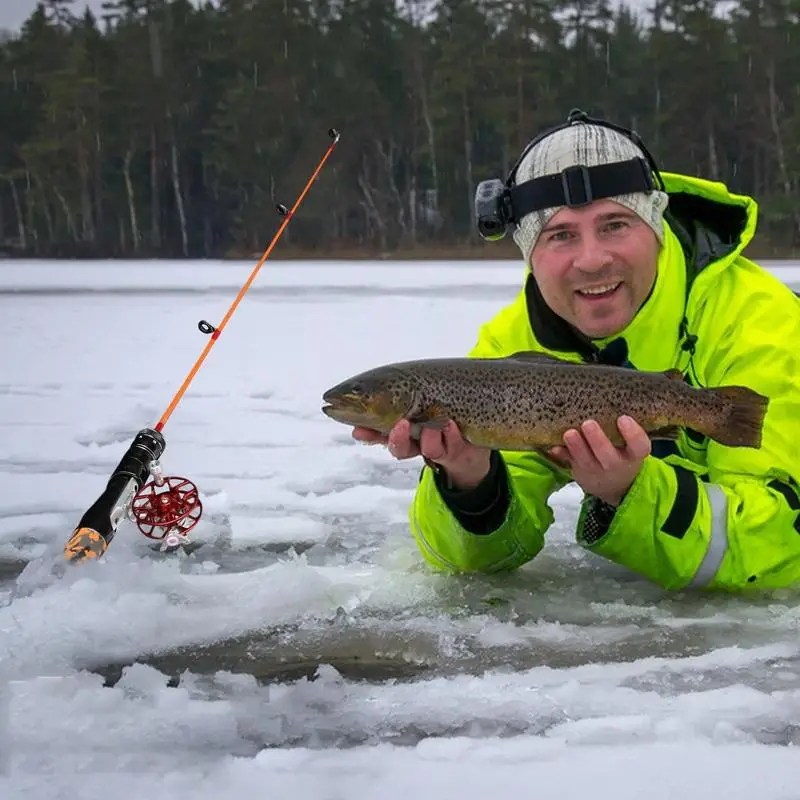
[320,352,770,450]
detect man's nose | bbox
[572,233,613,272]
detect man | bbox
[354,109,800,592]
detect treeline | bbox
[0,0,799,260]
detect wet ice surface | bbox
[2,259,800,797]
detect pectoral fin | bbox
[404,391,450,439]
[648,424,681,440]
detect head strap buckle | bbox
[561,164,593,207]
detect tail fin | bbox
[702,385,769,448]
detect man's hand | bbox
[546,416,651,506]
[353,419,492,490]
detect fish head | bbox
[321,365,413,432]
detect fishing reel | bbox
[63,427,204,562]
[130,460,203,550]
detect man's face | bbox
[529,199,661,339]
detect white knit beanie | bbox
[511,121,670,265]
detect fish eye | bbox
[348,381,366,395]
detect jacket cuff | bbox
[575,456,713,589]
[432,450,510,535]
[580,495,619,544]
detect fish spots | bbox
[324,355,763,452]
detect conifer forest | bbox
[1,0,799,259]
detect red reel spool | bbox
[131,476,203,540]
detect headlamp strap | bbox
[506,157,655,224]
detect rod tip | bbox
[328,128,340,141]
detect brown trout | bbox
[320,352,769,450]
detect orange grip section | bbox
[64,528,109,562]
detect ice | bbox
[2,258,800,796]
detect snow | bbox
[2,257,800,797]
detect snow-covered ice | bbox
[1,258,800,798]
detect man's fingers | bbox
[357,419,470,464]
[545,445,572,469]
[580,419,621,470]
[352,426,387,445]
[387,419,421,460]
[563,427,598,470]
[420,421,469,463]
[618,415,652,461]
[419,426,447,462]
[440,420,465,446]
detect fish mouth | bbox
[321,397,355,414]
[321,393,368,423]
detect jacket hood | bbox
[660,171,758,292]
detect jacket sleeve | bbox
[575,271,800,591]
[408,309,571,573]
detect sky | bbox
[0,0,105,31]
[0,0,649,34]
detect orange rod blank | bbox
[154,129,341,433]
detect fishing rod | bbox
[64,128,341,564]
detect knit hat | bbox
[511,121,669,265]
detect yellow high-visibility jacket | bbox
[409,172,800,592]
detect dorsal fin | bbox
[662,368,684,381]
[504,351,575,365]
